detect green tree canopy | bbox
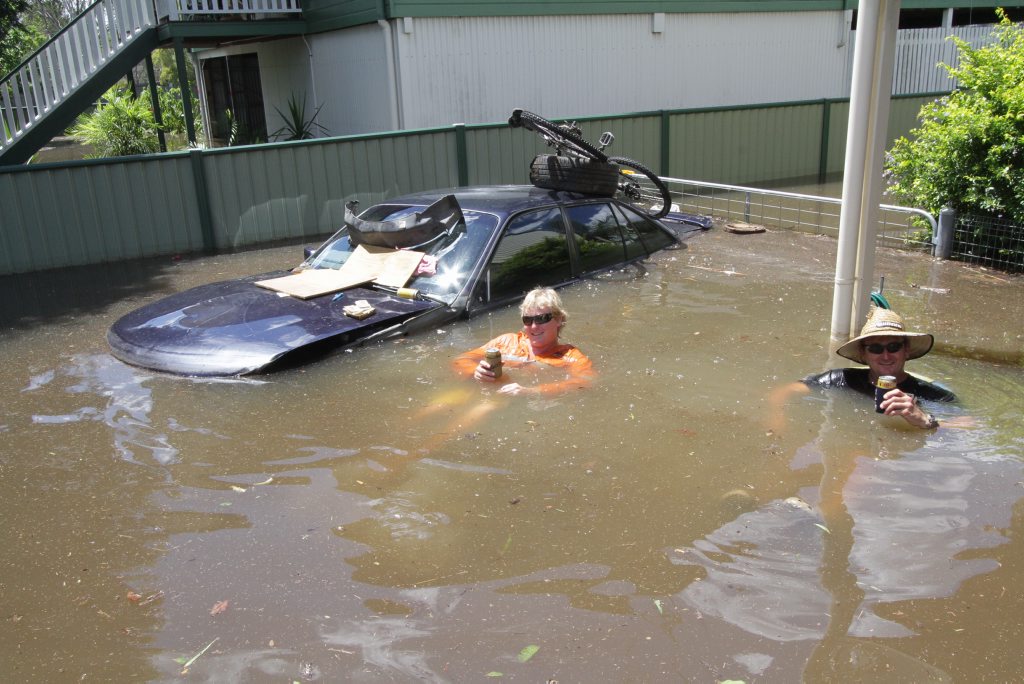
[23,0,90,37]
[1,0,28,40]
[885,10,1024,225]
[1,0,42,76]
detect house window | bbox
[202,53,267,145]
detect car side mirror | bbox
[303,245,316,259]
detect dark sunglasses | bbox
[522,312,555,326]
[864,340,906,354]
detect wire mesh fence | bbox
[952,213,1024,273]
[661,177,936,252]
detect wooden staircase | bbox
[0,1,162,166]
[0,1,305,166]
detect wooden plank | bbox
[254,245,424,299]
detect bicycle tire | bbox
[509,109,609,163]
[529,154,619,196]
[608,156,672,218]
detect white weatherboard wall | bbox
[386,11,853,130]
[307,24,396,136]
[202,11,1000,139]
[205,11,999,140]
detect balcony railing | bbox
[157,0,303,21]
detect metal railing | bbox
[0,0,155,153]
[158,0,303,21]
[662,176,936,252]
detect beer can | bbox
[484,348,502,379]
[397,287,418,299]
[875,375,897,413]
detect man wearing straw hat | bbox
[802,307,956,428]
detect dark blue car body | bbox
[108,185,701,376]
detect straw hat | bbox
[835,307,934,363]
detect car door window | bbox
[615,203,676,256]
[565,203,627,273]
[476,207,571,304]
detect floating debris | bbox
[784,496,812,512]
[725,221,766,234]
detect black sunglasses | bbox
[522,312,555,326]
[864,341,906,354]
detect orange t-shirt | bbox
[453,331,594,396]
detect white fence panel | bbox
[890,24,1002,95]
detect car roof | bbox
[381,184,600,219]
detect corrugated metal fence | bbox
[0,94,937,276]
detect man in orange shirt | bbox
[454,287,594,396]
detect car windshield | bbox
[303,203,498,301]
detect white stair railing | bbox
[0,0,156,156]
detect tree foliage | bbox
[22,0,90,38]
[0,0,45,76]
[1,0,28,41]
[158,85,203,138]
[2,1,91,77]
[885,10,1024,225]
[151,47,198,89]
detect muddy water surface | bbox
[1,228,1023,682]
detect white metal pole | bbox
[830,0,881,349]
[829,0,902,350]
[850,0,900,333]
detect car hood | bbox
[108,272,442,376]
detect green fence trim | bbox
[819,99,832,183]
[660,110,671,177]
[188,150,215,252]
[454,123,469,187]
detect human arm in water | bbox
[770,371,944,431]
[453,334,594,396]
[497,346,594,396]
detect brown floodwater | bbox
[1,226,1022,682]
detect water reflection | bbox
[1,229,1023,680]
[26,354,181,465]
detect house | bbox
[2,1,1022,166]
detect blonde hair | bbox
[520,287,568,324]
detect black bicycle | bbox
[508,108,673,218]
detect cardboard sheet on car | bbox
[254,245,424,299]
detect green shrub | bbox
[885,10,1024,227]
[270,93,327,141]
[71,89,160,157]
[157,85,203,141]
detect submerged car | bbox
[108,185,707,376]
